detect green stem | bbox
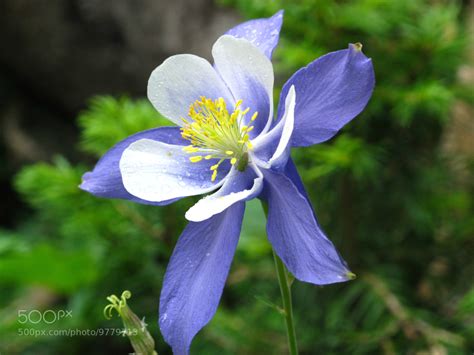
[273,251,299,355]
[261,202,298,355]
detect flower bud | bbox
[104,290,157,355]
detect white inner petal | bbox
[148,54,234,126]
[120,139,228,202]
[269,85,296,165]
[250,85,296,169]
[212,35,274,136]
[185,165,263,222]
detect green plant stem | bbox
[261,201,298,355]
[273,250,299,355]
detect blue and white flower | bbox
[80,10,375,354]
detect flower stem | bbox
[273,251,299,355]
[261,201,298,355]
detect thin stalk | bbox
[261,201,298,355]
[273,250,299,355]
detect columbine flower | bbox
[80,10,374,354]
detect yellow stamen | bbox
[183,145,200,153]
[189,156,203,163]
[180,96,258,179]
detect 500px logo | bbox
[17,309,72,324]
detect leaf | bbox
[0,242,98,293]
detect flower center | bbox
[181,97,257,181]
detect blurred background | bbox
[1,0,473,354]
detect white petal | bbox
[212,35,274,137]
[120,139,228,202]
[148,54,234,125]
[251,85,296,170]
[269,85,296,166]
[185,165,263,222]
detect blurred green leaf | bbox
[78,96,172,156]
[0,242,98,293]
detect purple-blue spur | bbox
[80,10,375,354]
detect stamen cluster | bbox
[181,97,257,181]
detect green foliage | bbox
[78,96,171,156]
[15,157,86,215]
[0,242,98,293]
[293,135,383,181]
[2,1,473,354]
[459,286,474,315]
